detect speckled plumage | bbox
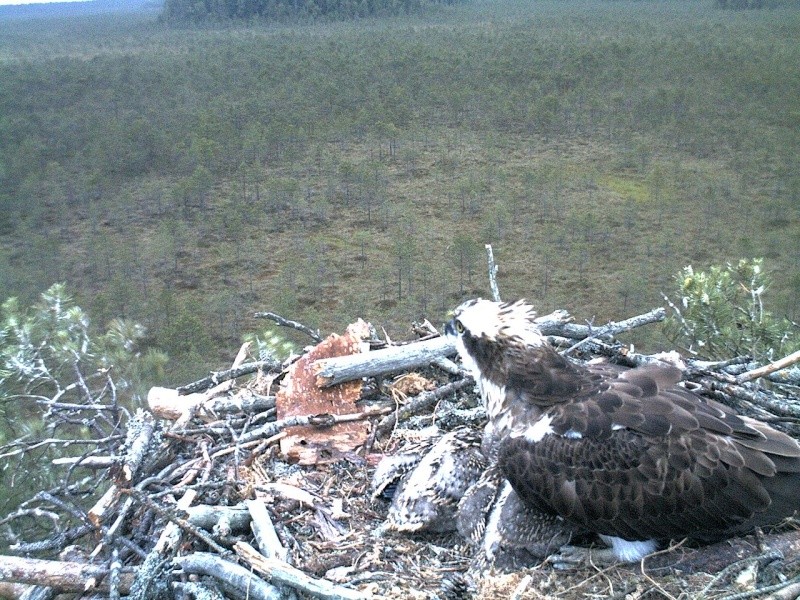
[372,427,487,533]
[446,298,800,562]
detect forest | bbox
[1,0,799,392]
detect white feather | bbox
[599,535,658,562]
[483,481,514,560]
[455,298,546,347]
[523,414,554,443]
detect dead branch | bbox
[371,378,473,443]
[736,349,800,384]
[314,308,665,388]
[176,359,282,395]
[236,407,390,446]
[0,555,134,593]
[646,529,800,575]
[154,490,198,554]
[185,504,252,532]
[51,456,115,468]
[254,311,323,343]
[118,411,155,484]
[148,387,275,422]
[485,244,501,302]
[313,335,455,388]
[173,552,282,600]
[120,488,229,556]
[246,500,288,562]
[234,542,368,600]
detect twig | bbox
[371,378,473,442]
[234,541,367,600]
[254,311,322,343]
[119,488,230,556]
[736,349,800,384]
[177,360,281,395]
[236,407,391,445]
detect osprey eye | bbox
[455,320,465,334]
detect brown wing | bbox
[500,343,605,407]
[498,361,800,541]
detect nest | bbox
[1,306,799,600]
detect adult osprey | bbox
[446,298,800,562]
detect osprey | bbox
[446,298,800,562]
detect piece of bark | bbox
[0,555,134,593]
[174,552,282,600]
[277,320,372,464]
[234,542,368,600]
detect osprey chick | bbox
[446,298,800,562]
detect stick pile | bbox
[0,304,799,600]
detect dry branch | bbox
[485,244,501,303]
[174,552,282,600]
[176,359,282,395]
[371,378,473,442]
[0,555,134,593]
[148,387,275,422]
[246,500,288,562]
[234,542,368,600]
[313,307,665,388]
[646,530,800,575]
[736,349,800,384]
[313,335,455,387]
[254,311,323,342]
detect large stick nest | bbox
[1,307,799,600]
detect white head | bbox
[446,298,546,348]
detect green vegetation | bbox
[1,0,799,386]
[162,0,463,22]
[664,259,798,360]
[0,284,166,510]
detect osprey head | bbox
[445,298,545,346]
[445,298,548,383]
